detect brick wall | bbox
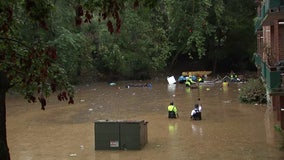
[272,96,280,119]
[273,20,278,63]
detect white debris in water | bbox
[88,108,93,111]
[80,99,85,102]
[69,153,77,157]
[80,145,84,150]
[132,92,136,95]
[223,100,231,103]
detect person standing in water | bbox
[191,98,202,120]
[168,102,178,118]
[191,104,201,120]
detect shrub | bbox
[239,78,267,104]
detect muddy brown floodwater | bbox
[6,80,284,160]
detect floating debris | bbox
[109,82,116,86]
[69,153,77,157]
[125,83,152,88]
[167,76,176,84]
[223,100,231,104]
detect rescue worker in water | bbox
[168,102,178,118]
[185,76,196,87]
[190,104,202,120]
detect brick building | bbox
[254,0,284,129]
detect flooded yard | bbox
[6,79,284,160]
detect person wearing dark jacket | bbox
[191,104,202,120]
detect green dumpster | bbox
[94,120,148,150]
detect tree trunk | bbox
[169,52,180,71]
[0,72,11,160]
[212,55,217,74]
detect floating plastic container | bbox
[167,76,176,84]
[94,120,148,150]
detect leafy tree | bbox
[42,0,96,83]
[167,0,223,69]
[205,0,257,73]
[48,26,93,83]
[166,0,256,73]
[116,2,171,79]
[0,0,258,159]
[1,0,160,159]
[203,0,226,72]
[92,1,171,80]
[0,1,75,159]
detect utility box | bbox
[94,120,148,150]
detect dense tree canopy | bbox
[0,0,257,159]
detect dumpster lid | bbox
[95,119,147,123]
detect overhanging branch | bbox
[0,37,32,51]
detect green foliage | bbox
[209,0,257,72]
[92,2,171,80]
[0,0,259,90]
[166,0,257,73]
[48,27,93,83]
[238,78,267,104]
[0,0,270,159]
[23,0,53,21]
[0,0,75,109]
[168,0,223,59]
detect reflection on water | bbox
[185,87,191,94]
[191,123,203,136]
[222,82,229,92]
[264,105,280,146]
[167,84,176,95]
[168,122,178,136]
[167,84,176,102]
